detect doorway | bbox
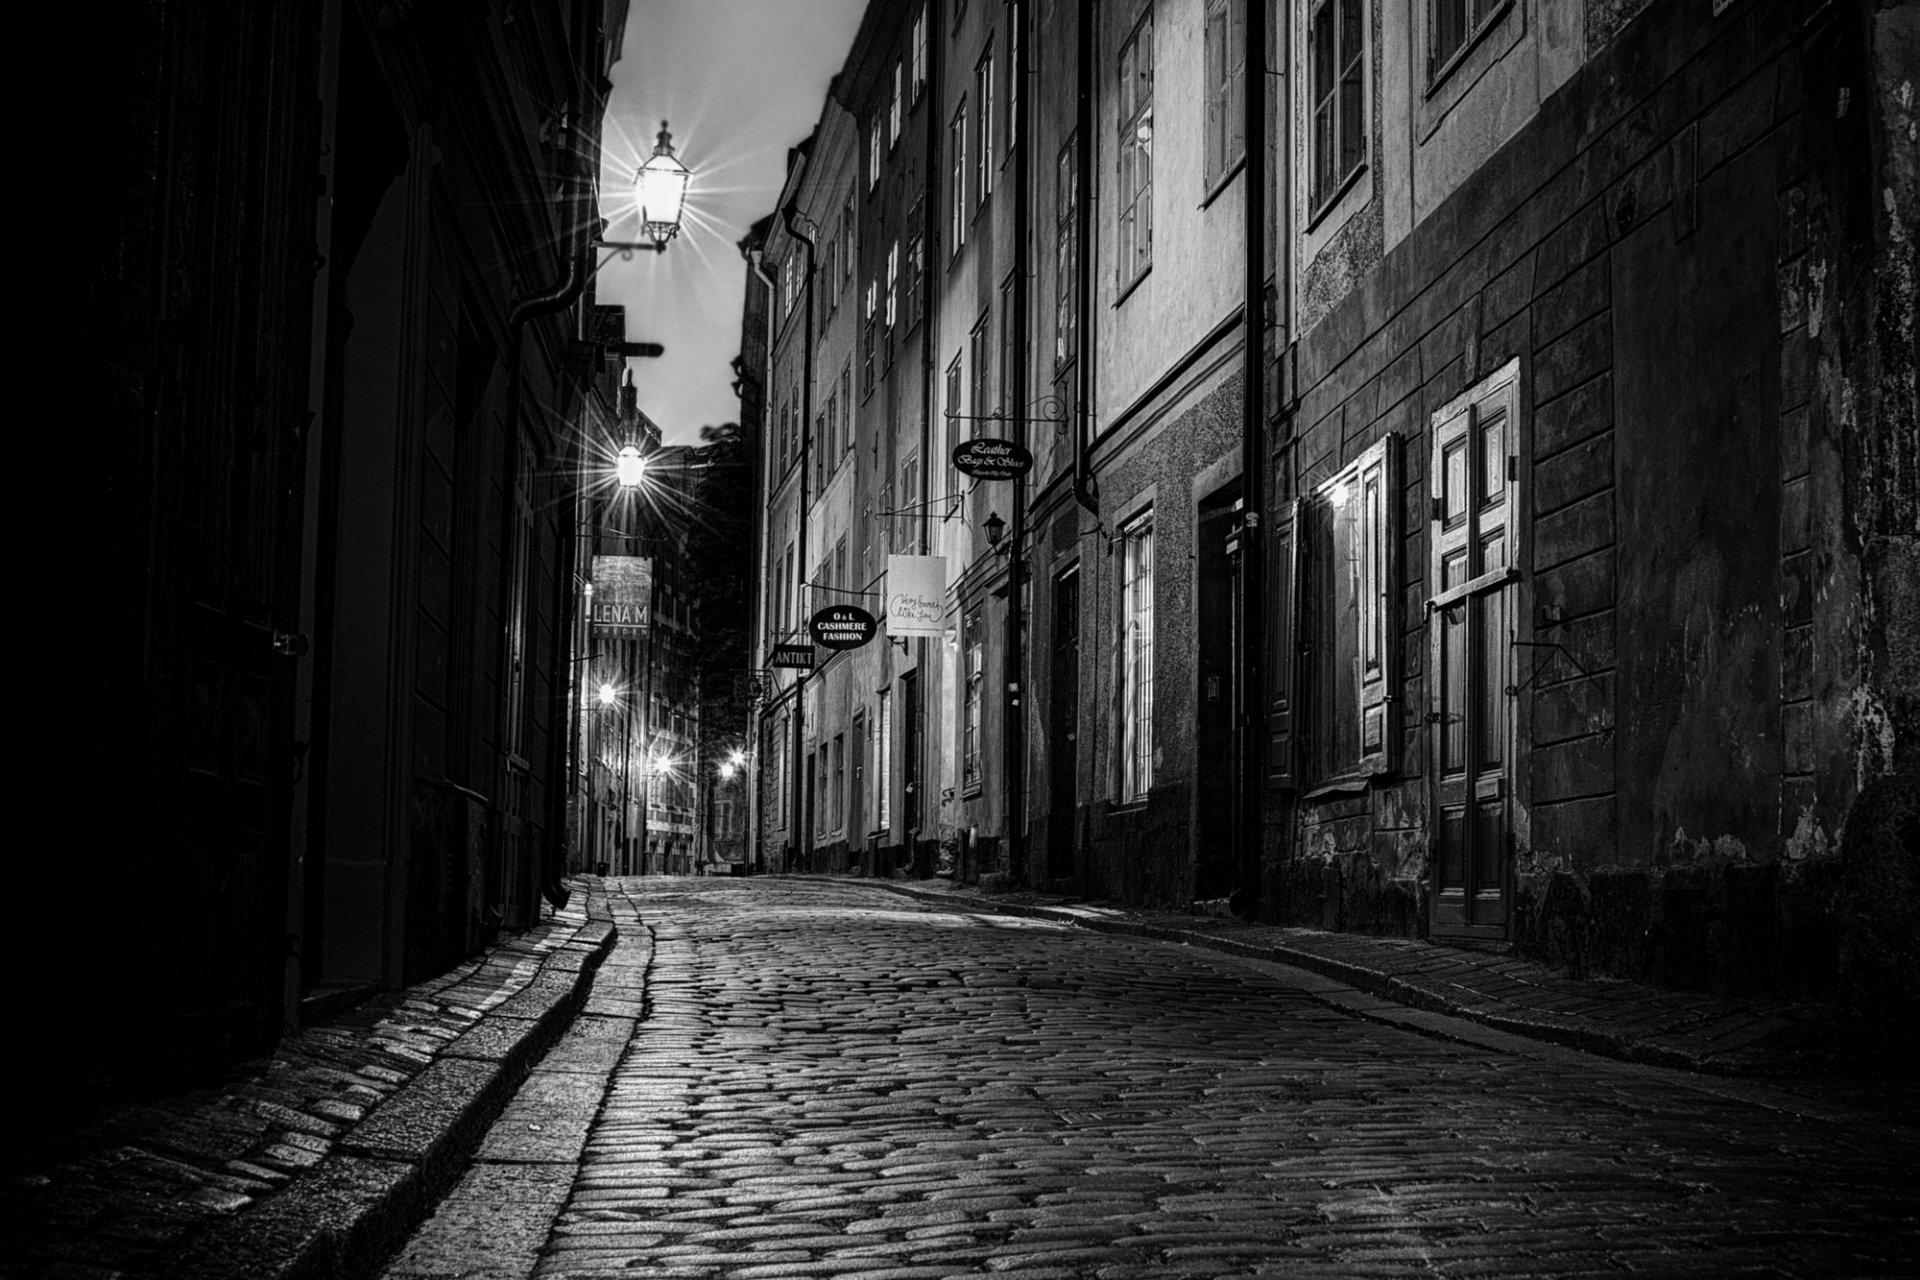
[1429,398,1515,937]
[900,669,922,845]
[1195,486,1244,901]
[1047,567,1080,882]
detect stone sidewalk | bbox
[823,875,1844,1079]
[0,879,620,1280]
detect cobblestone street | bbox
[382,878,1915,1279]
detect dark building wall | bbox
[1271,0,1913,1000]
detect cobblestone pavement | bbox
[527,877,1915,1280]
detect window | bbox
[1204,0,1246,189]
[870,118,883,190]
[977,44,996,205]
[949,101,968,254]
[998,273,1016,419]
[877,687,893,830]
[1303,434,1399,785]
[783,542,795,629]
[1117,11,1154,286]
[823,392,837,470]
[841,199,855,288]
[832,734,846,831]
[881,477,895,553]
[839,363,852,454]
[1430,0,1502,80]
[945,352,964,464]
[886,241,899,330]
[1007,12,1020,158]
[834,536,848,597]
[1119,512,1155,802]
[863,279,877,396]
[970,309,992,434]
[900,452,921,553]
[814,412,828,490]
[823,239,836,311]
[963,604,985,790]
[890,62,903,145]
[1309,0,1366,213]
[1055,134,1078,369]
[906,229,925,329]
[912,7,927,99]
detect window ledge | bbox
[1424,0,1515,100]
[1305,162,1368,234]
[1114,263,1152,308]
[1302,776,1372,802]
[1200,156,1246,211]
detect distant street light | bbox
[616,444,646,487]
[598,683,617,707]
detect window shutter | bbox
[1355,435,1400,775]
[1267,497,1301,790]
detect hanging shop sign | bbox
[771,643,816,670]
[810,605,878,651]
[951,437,1033,480]
[590,555,652,633]
[885,555,948,639]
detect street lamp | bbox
[615,444,646,488]
[636,122,690,248]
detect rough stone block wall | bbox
[1271,0,1904,1000]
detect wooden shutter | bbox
[1267,497,1301,789]
[1355,434,1399,776]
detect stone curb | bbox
[162,900,617,1280]
[804,876,1804,1078]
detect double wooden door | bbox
[1429,391,1517,937]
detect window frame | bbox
[969,309,992,435]
[1301,433,1401,791]
[949,99,969,257]
[963,603,985,793]
[1116,9,1154,292]
[1203,0,1247,195]
[1427,0,1509,90]
[1307,0,1368,220]
[1054,133,1078,371]
[976,42,996,208]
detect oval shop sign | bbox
[809,604,878,651]
[951,437,1033,481]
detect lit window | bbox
[963,605,985,790]
[1303,435,1400,784]
[1119,513,1154,802]
[870,118,882,191]
[912,7,927,99]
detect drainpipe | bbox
[1006,0,1032,882]
[1235,0,1268,914]
[782,197,817,869]
[1071,0,1098,519]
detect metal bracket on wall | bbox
[1505,639,1603,699]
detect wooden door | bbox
[1047,568,1080,880]
[1429,395,1517,937]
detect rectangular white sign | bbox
[885,555,948,638]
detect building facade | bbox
[747,0,1917,1039]
[51,0,634,1094]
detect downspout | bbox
[914,0,943,856]
[782,197,817,868]
[1236,0,1268,913]
[746,246,779,871]
[1006,0,1031,881]
[1071,0,1098,518]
